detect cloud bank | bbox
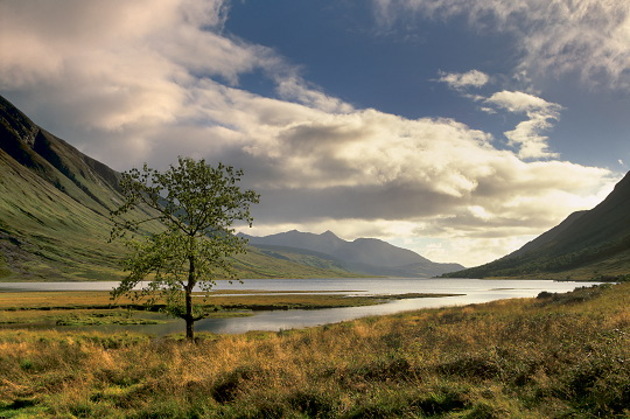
[0,0,621,266]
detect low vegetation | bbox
[0,290,454,313]
[0,290,459,333]
[0,283,627,418]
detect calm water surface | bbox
[0,278,601,335]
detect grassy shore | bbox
[0,283,628,418]
[0,289,458,314]
[0,290,458,330]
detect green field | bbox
[0,283,627,418]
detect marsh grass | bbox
[0,308,161,326]
[0,283,628,418]
[0,290,412,310]
[0,290,455,321]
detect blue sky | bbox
[1,0,629,266]
[226,0,629,169]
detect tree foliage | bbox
[110,157,259,340]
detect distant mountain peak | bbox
[245,229,464,277]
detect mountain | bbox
[241,230,465,277]
[446,172,630,280]
[0,95,359,281]
[0,94,134,280]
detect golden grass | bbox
[0,283,628,418]
[0,289,456,312]
[0,291,131,309]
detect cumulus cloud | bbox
[485,91,558,114]
[275,77,355,114]
[204,92,614,262]
[440,73,564,160]
[0,0,621,265]
[437,70,489,90]
[485,91,563,159]
[373,0,630,90]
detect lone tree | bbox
[110,157,259,340]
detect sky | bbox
[1,0,629,267]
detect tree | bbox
[109,157,259,341]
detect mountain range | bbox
[0,95,461,280]
[445,171,630,280]
[2,93,628,281]
[241,230,464,277]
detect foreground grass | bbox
[0,284,628,418]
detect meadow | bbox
[0,283,628,418]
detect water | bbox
[0,278,601,335]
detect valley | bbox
[2,3,629,417]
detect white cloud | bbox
[485,91,559,114]
[276,76,355,114]
[0,0,621,266]
[437,70,489,90]
[373,0,630,91]
[485,91,563,159]
[436,74,565,160]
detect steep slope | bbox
[0,95,358,280]
[0,95,134,280]
[447,172,630,280]
[243,230,464,277]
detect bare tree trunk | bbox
[186,254,196,341]
[185,313,194,341]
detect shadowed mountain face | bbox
[0,95,134,280]
[0,96,372,281]
[242,230,465,277]
[446,172,630,280]
[0,95,429,280]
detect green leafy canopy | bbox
[109,157,259,338]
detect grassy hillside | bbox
[447,172,630,280]
[0,282,627,417]
[0,95,359,281]
[0,150,357,281]
[233,245,358,279]
[0,141,126,281]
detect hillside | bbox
[0,95,132,280]
[0,95,360,281]
[446,171,630,280]
[242,230,464,277]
